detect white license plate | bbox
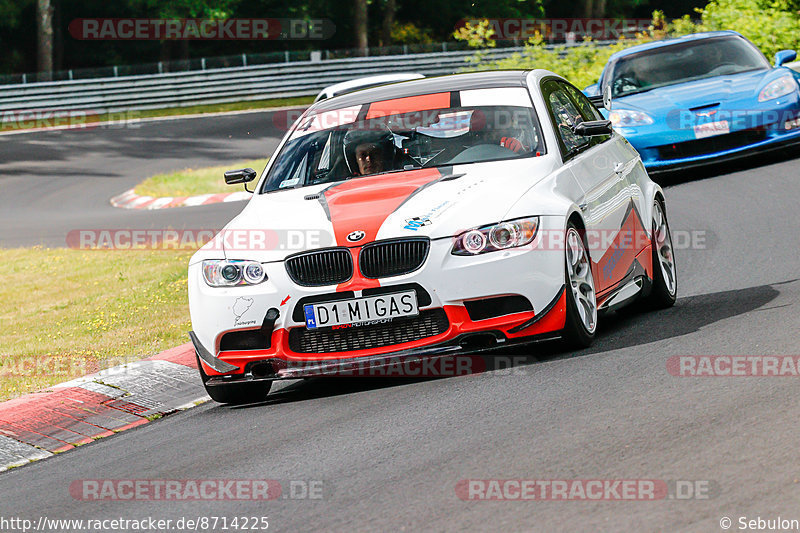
[694,120,730,139]
[304,291,418,329]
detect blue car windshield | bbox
[609,36,770,97]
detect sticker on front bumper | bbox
[304,290,418,329]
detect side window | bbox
[562,82,611,146]
[541,79,589,157]
[563,83,603,121]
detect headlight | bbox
[608,109,654,127]
[759,75,797,102]
[452,217,539,256]
[202,260,267,287]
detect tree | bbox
[37,0,54,78]
[354,0,368,53]
[382,0,396,46]
[129,0,236,62]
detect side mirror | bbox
[602,84,613,111]
[573,120,613,136]
[224,168,257,185]
[775,50,797,67]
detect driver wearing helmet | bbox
[343,126,396,176]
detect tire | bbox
[196,355,272,405]
[644,200,677,309]
[561,223,597,349]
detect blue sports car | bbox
[585,31,800,171]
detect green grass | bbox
[0,95,313,133]
[134,158,269,197]
[0,247,194,401]
[130,95,313,120]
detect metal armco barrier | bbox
[0,43,611,114]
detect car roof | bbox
[309,70,531,112]
[321,73,426,97]
[608,30,743,61]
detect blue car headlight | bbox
[759,75,798,102]
[452,217,539,256]
[609,109,654,127]
[202,260,266,287]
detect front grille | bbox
[285,248,353,286]
[359,238,429,279]
[288,308,449,353]
[656,129,767,160]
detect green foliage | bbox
[668,14,698,36]
[462,33,654,89]
[0,0,23,28]
[683,0,800,60]
[453,19,497,49]
[391,22,434,44]
[467,1,800,89]
[128,0,237,19]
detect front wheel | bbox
[644,200,677,309]
[561,224,597,349]
[196,355,271,405]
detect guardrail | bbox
[0,42,616,115]
[0,47,525,114]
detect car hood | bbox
[615,69,772,115]
[218,158,559,262]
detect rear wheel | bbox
[196,355,271,405]
[561,224,597,348]
[644,200,677,309]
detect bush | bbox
[458,2,800,89]
[391,22,435,45]
[459,32,654,90]
[681,0,800,60]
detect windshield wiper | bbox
[617,86,657,98]
[369,164,422,176]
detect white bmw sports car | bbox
[188,70,677,404]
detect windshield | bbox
[260,87,545,193]
[609,36,769,98]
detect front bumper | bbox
[641,127,800,172]
[192,287,567,385]
[616,100,800,171]
[188,216,569,378]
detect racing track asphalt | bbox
[0,110,291,247]
[2,113,800,531]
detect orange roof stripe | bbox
[365,92,451,119]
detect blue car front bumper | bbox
[639,127,800,171]
[617,104,800,171]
